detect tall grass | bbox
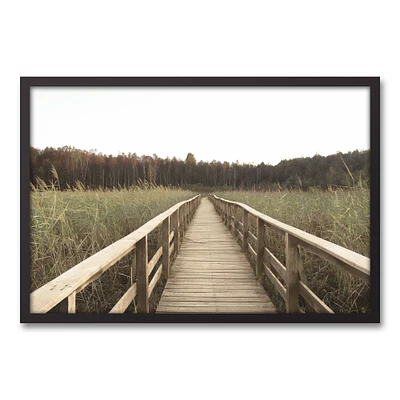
[214,188,370,313]
[30,184,196,312]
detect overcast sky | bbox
[31,87,369,166]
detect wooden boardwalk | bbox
[157,198,275,313]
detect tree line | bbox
[30,146,369,191]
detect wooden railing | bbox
[30,194,201,314]
[209,194,370,314]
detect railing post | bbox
[130,253,137,285]
[180,205,185,244]
[181,204,184,234]
[136,235,149,313]
[285,233,300,313]
[256,218,265,279]
[243,209,248,253]
[233,205,236,234]
[162,216,170,279]
[224,202,227,225]
[235,205,239,237]
[236,206,239,235]
[173,209,179,254]
[68,291,76,313]
[184,202,188,231]
[181,204,184,235]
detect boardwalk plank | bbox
[156,198,275,314]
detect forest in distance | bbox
[30,146,369,191]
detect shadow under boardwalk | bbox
[157,198,276,313]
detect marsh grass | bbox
[30,184,196,313]
[31,179,370,314]
[214,188,370,313]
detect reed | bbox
[30,183,196,312]
[214,188,370,313]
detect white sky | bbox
[31,87,369,166]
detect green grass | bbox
[214,188,370,313]
[30,185,197,313]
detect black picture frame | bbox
[20,77,380,323]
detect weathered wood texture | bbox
[136,236,149,313]
[157,198,275,314]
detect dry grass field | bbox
[30,184,196,312]
[214,188,370,313]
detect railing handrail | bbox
[30,194,201,313]
[211,194,370,281]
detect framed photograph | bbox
[20,77,380,323]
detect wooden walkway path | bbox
[157,198,275,313]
